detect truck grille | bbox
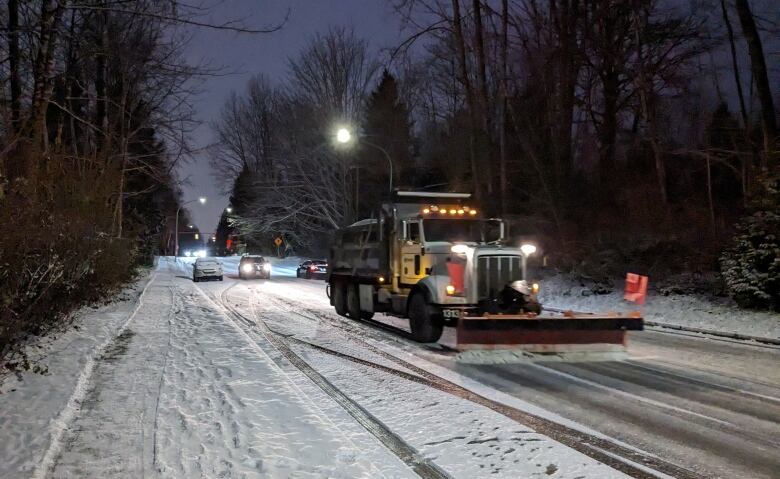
[476,255,523,299]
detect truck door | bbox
[401,220,424,285]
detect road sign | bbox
[274,237,283,247]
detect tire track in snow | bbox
[253,288,701,479]
[206,282,449,479]
[32,273,158,479]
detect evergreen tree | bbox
[720,175,780,310]
[360,70,413,214]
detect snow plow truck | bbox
[327,191,643,351]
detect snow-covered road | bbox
[2,256,779,478]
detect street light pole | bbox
[175,197,206,257]
[335,128,395,196]
[362,139,394,196]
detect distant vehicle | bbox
[193,258,223,282]
[297,260,327,279]
[239,255,271,280]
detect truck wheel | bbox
[332,281,348,317]
[346,284,361,320]
[408,293,443,343]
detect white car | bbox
[193,258,223,282]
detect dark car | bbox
[239,255,271,279]
[296,260,327,279]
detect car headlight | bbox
[241,264,254,273]
[196,250,207,258]
[184,250,192,257]
[263,263,272,272]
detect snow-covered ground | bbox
[539,274,780,341]
[1,257,630,478]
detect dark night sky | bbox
[180,0,404,235]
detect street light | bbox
[335,127,395,195]
[226,206,233,214]
[336,128,351,144]
[175,197,206,257]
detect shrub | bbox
[720,176,780,310]
[0,158,138,363]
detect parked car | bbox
[193,258,223,282]
[239,255,271,279]
[296,260,327,279]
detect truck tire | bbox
[332,281,348,317]
[346,283,361,320]
[408,293,443,343]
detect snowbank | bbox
[539,274,780,341]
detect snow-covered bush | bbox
[0,162,138,366]
[720,176,780,310]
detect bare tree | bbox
[734,0,777,169]
[214,27,380,250]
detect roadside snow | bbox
[0,273,154,477]
[1,261,414,478]
[539,274,780,341]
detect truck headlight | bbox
[520,244,537,256]
[263,263,272,272]
[241,264,254,273]
[532,283,540,293]
[451,244,469,254]
[446,285,456,295]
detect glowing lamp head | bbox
[469,210,477,216]
[198,197,207,204]
[532,283,540,294]
[422,208,430,214]
[336,128,352,143]
[520,244,537,256]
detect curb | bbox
[644,320,780,346]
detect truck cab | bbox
[328,192,540,342]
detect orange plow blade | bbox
[454,311,643,352]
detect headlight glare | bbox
[520,244,537,256]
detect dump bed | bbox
[328,218,389,280]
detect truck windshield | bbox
[422,219,502,243]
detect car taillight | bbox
[310,265,318,271]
